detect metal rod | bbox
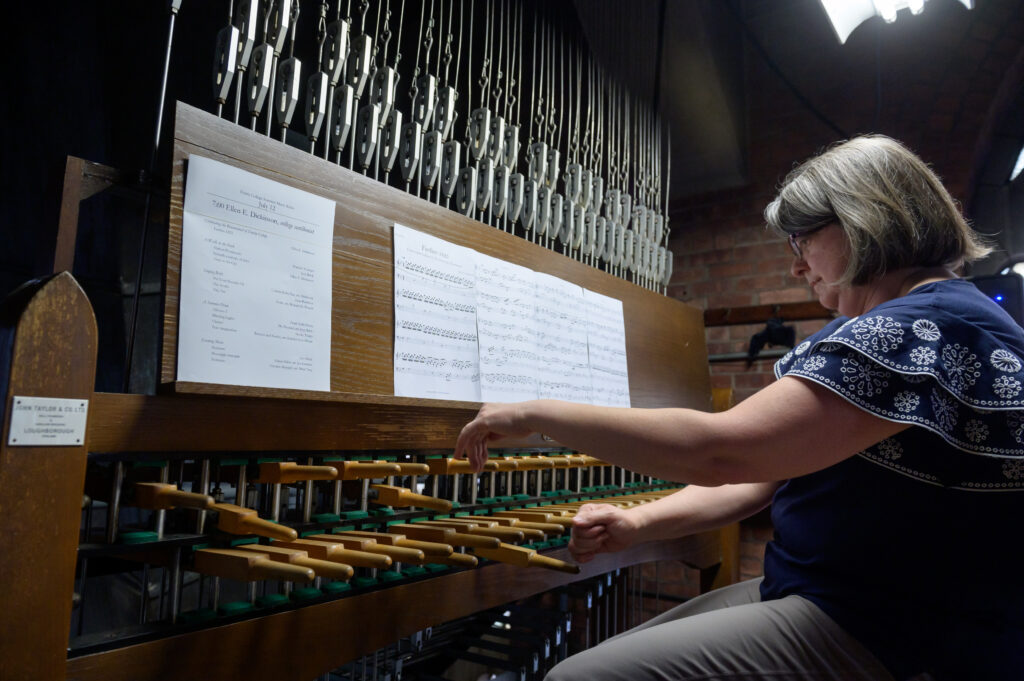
[122,0,182,392]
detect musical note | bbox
[393,225,481,401]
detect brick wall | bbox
[666,0,1024,580]
[670,0,1024,404]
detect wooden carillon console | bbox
[2,4,720,679]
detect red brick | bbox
[729,323,764,341]
[705,341,735,356]
[709,374,733,389]
[734,274,788,291]
[758,288,811,305]
[707,292,758,308]
[708,261,762,279]
[705,326,730,342]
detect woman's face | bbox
[790,223,853,314]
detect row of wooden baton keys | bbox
[130,457,677,585]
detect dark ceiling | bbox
[585,0,1024,273]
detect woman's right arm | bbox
[569,481,780,563]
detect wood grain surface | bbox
[163,103,710,413]
[0,273,97,681]
[65,533,720,681]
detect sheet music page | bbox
[475,253,540,402]
[584,289,631,407]
[177,155,334,391]
[535,273,593,403]
[393,224,481,401]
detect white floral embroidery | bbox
[839,355,891,397]
[1008,413,1024,445]
[993,375,1022,399]
[818,342,842,353]
[1002,460,1024,480]
[894,391,920,413]
[912,319,941,342]
[877,438,903,460]
[941,343,981,392]
[779,351,793,366]
[909,346,937,366]
[803,355,827,372]
[794,341,811,356]
[964,419,989,443]
[990,349,1021,373]
[931,389,958,431]
[852,316,905,353]
[902,373,929,383]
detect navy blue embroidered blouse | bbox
[760,279,1024,679]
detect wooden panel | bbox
[0,273,97,681]
[65,532,720,681]
[87,391,548,453]
[162,103,710,412]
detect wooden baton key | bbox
[265,539,359,578]
[333,461,402,480]
[369,484,453,512]
[454,517,546,541]
[478,515,564,536]
[418,518,527,543]
[212,502,298,541]
[473,543,581,574]
[426,458,500,474]
[393,462,430,475]
[337,529,453,557]
[304,533,425,564]
[193,548,315,583]
[234,544,355,581]
[493,510,575,528]
[388,523,500,549]
[284,536,392,569]
[253,462,339,483]
[133,482,215,510]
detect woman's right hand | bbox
[568,503,641,563]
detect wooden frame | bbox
[0,104,723,681]
[66,534,721,681]
[162,103,712,415]
[0,274,97,681]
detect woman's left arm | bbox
[454,376,909,485]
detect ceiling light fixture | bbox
[819,0,974,44]
[1011,144,1024,182]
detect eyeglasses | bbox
[787,222,831,259]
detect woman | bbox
[455,136,1024,680]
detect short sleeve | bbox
[774,311,1024,460]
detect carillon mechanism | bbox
[0,5,725,681]
[69,432,683,677]
[202,0,676,292]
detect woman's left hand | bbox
[454,402,535,472]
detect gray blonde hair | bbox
[764,135,992,286]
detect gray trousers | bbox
[544,578,897,681]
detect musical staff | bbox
[584,289,631,407]
[475,254,540,402]
[535,272,593,403]
[393,225,481,401]
[392,226,629,406]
